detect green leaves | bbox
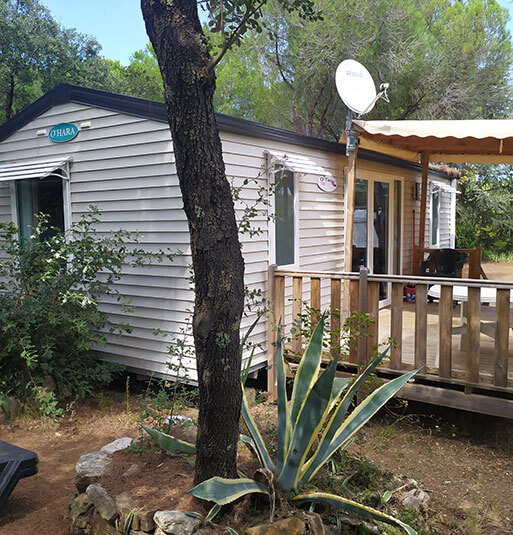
[188,477,269,505]
[142,425,196,455]
[292,492,417,535]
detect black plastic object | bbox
[421,248,466,278]
[0,440,38,510]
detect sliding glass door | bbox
[352,177,402,303]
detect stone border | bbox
[70,437,204,535]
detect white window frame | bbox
[431,188,440,247]
[10,161,71,232]
[268,163,299,268]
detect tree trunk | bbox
[141,0,245,484]
[5,73,15,121]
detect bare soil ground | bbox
[1,262,513,535]
[2,395,512,535]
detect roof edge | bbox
[0,84,452,179]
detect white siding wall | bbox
[0,101,456,379]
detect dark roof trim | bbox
[0,84,451,179]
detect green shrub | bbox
[0,207,176,411]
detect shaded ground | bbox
[1,394,513,534]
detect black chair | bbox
[421,249,466,304]
[421,248,466,278]
[0,441,38,510]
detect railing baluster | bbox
[310,277,321,332]
[330,278,341,358]
[439,285,453,378]
[366,281,380,363]
[292,276,303,355]
[348,279,359,364]
[415,284,427,372]
[390,282,403,369]
[467,286,481,385]
[495,289,510,387]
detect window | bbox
[431,190,439,246]
[16,170,65,242]
[274,166,296,266]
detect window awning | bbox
[265,150,334,177]
[0,157,72,182]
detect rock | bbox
[115,492,136,529]
[69,493,94,535]
[244,387,257,406]
[302,512,324,535]
[86,483,117,522]
[100,437,134,455]
[246,517,306,535]
[153,510,202,535]
[122,463,141,478]
[75,451,111,492]
[0,397,22,421]
[90,510,121,535]
[137,508,156,532]
[400,488,430,512]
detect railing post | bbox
[439,285,453,378]
[310,277,321,332]
[348,277,360,364]
[469,247,481,279]
[366,281,380,363]
[358,267,369,364]
[291,276,303,355]
[330,278,341,358]
[415,283,427,372]
[466,286,481,388]
[390,282,403,369]
[494,289,510,387]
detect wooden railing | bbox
[267,266,513,411]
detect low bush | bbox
[0,207,176,414]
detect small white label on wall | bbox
[317,175,337,192]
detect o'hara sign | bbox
[48,123,78,143]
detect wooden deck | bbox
[377,302,513,387]
[268,267,513,419]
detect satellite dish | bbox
[335,59,388,116]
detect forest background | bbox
[1,0,513,258]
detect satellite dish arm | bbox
[358,83,390,117]
[346,109,359,156]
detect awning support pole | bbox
[343,110,358,317]
[416,151,430,274]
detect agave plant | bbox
[145,314,419,534]
[191,314,419,534]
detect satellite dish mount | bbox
[335,59,389,155]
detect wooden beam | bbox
[390,282,403,369]
[494,289,510,387]
[330,278,341,358]
[416,152,430,274]
[310,277,321,333]
[467,286,481,385]
[344,148,358,274]
[439,285,453,378]
[291,276,303,355]
[415,283,427,371]
[366,281,380,363]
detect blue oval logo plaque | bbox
[48,123,78,143]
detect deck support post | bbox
[343,145,358,318]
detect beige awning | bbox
[0,157,72,182]
[348,119,513,164]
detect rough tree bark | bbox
[141,0,245,484]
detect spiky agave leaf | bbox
[292,492,417,535]
[289,313,327,426]
[142,425,196,455]
[241,388,274,471]
[298,367,419,486]
[188,477,269,505]
[274,324,291,474]
[277,355,340,491]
